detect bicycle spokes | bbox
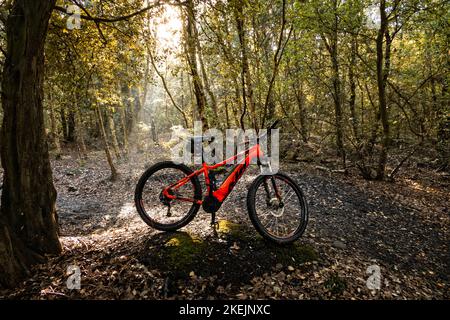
[140,167,196,225]
[255,176,302,238]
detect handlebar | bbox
[268,119,280,130]
[188,119,281,150]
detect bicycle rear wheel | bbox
[247,172,308,244]
[134,161,202,232]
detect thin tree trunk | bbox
[120,107,129,155]
[232,78,242,127]
[184,0,208,129]
[76,106,88,160]
[319,0,345,166]
[349,35,360,143]
[0,0,61,287]
[121,83,134,136]
[375,0,391,180]
[67,109,76,143]
[262,0,291,128]
[95,104,119,181]
[225,100,230,129]
[234,0,258,130]
[48,92,62,159]
[195,25,218,126]
[331,0,345,165]
[148,46,189,127]
[60,107,68,141]
[292,81,308,142]
[107,109,121,159]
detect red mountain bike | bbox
[134,121,308,244]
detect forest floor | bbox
[0,142,449,300]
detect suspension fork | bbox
[263,176,282,200]
[260,158,282,202]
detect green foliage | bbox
[21,0,450,174]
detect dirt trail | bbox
[1,147,448,299]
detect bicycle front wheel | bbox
[134,161,202,232]
[247,172,308,244]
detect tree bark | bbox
[348,35,360,143]
[261,0,291,128]
[0,0,61,288]
[148,46,189,127]
[48,91,62,159]
[375,0,391,179]
[95,104,119,181]
[194,23,218,126]
[234,0,258,130]
[330,0,345,165]
[76,108,88,160]
[107,109,121,159]
[60,107,68,141]
[184,0,208,129]
[293,81,308,143]
[67,109,76,143]
[320,0,345,165]
[73,92,87,159]
[120,106,129,155]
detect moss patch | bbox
[275,243,319,265]
[216,219,248,239]
[161,233,208,276]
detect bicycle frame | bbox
[162,143,264,205]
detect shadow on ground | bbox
[135,220,318,298]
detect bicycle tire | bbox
[134,161,202,231]
[247,172,308,244]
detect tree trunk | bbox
[293,81,308,143]
[375,0,391,180]
[95,105,119,181]
[76,108,88,160]
[121,84,135,137]
[131,87,142,132]
[73,91,87,159]
[261,0,290,128]
[225,100,230,129]
[348,35,360,143]
[148,47,189,127]
[184,0,208,129]
[329,0,345,165]
[67,109,76,143]
[120,106,129,155]
[234,0,258,130]
[195,24,218,126]
[233,78,242,127]
[0,0,61,288]
[107,109,121,159]
[48,92,62,159]
[60,107,68,141]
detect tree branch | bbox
[53,0,186,24]
[147,44,189,127]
